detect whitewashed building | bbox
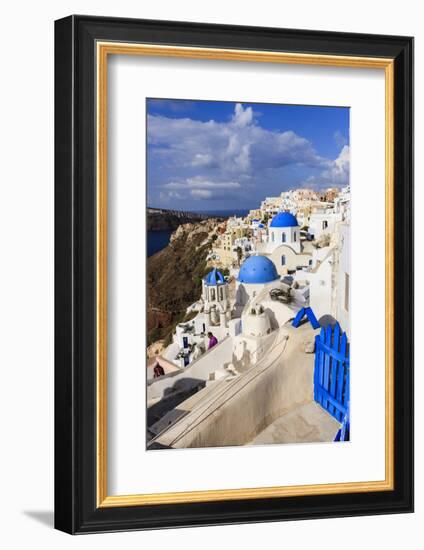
[308,208,343,241]
[264,212,312,274]
[235,255,280,307]
[307,221,351,336]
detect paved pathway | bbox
[249,401,340,445]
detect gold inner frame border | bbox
[96,42,394,508]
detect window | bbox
[219,286,224,301]
[282,232,286,243]
[344,273,350,311]
[281,255,286,266]
[322,220,328,230]
[210,288,216,301]
[271,232,275,242]
[293,231,296,242]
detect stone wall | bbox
[150,323,316,449]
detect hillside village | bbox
[147,185,351,449]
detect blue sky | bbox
[147,98,349,211]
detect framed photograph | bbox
[54,15,414,533]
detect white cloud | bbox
[161,176,241,201]
[231,103,254,127]
[159,190,183,202]
[148,103,349,203]
[165,177,240,190]
[191,153,213,167]
[305,145,350,188]
[322,145,350,184]
[190,189,213,199]
[334,130,348,148]
[148,105,325,177]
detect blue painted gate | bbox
[314,323,350,436]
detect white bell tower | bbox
[202,268,230,328]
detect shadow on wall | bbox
[235,284,248,306]
[232,341,252,373]
[318,314,337,328]
[147,441,171,450]
[264,307,278,330]
[147,377,206,429]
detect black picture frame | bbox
[55,15,414,534]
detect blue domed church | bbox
[202,268,231,328]
[235,255,280,307]
[268,212,301,254]
[260,211,313,275]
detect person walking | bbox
[153,363,165,378]
[207,331,218,350]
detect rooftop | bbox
[270,212,299,228]
[237,255,279,284]
[204,268,226,286]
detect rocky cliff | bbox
[147,207,211,231]
[147,219,223,345]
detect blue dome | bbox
[204,268,225,286]
[237,255,279,284]
[270,212,298,228]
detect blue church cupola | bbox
[268,212,301,254]
[204,268,226,286]
[237,255,279,284]
[269,212,299,228]
[202,268,230,329]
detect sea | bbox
[147,230,173,257]
[147,208,250,257]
